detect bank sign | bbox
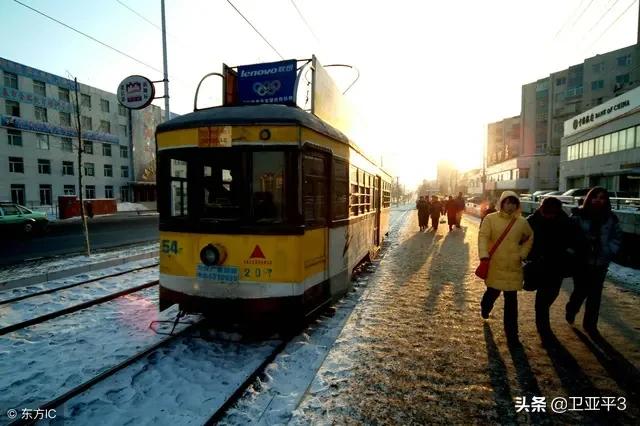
[564,86,640,137]
[237,60,297,105]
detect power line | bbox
[586,0,621,34]
[554,0,586,39]
[588,0,638,49]
[115,0,162,31]
[12,0,162,73]
[289,0,320,43]
[225,0,284,60]
[569,0,597,30]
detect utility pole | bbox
[161,0,170,121]
[74,78,91,256]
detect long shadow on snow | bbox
[425,229,470,312]
[483,323,518,425]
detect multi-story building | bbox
[560,85,640,194]
[436,161,458,195]
[485,43,640,195]
[0,57,166,208]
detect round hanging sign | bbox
[117,75,155,110]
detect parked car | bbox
[0,202,49,235]
[531,190,555,201]
[575,190,640,209]
[539,190,565,202]
[553,188,590,205]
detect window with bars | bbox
[4,71,18,89]
[63,161,74,175]
[8,129,22,146]
[9,156,24,173]
[84,162,95,176]
[38,159,51,174]
[33,80,46,97]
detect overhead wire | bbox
[554,0,586,39]
[289,0,320,43]
[12,0,163,74]
[225,0,285,60]
[586,0,621,34]
[588,0,638,49]
[568,0,597,31]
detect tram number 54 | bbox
[243,268,272,279]
[161,240,179,255]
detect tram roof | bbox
[156,104,349,144]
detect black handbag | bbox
[522,259,542,291]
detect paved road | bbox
[0,213,158,266]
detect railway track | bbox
[0,262,158,306]
[0,280,159,336]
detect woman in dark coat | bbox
[416,196,429,231]
[566,187,623,333]
[445,196,458,231]
[526,197,579,337]
[429,195,443,232]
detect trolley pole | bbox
[161,0,170,122]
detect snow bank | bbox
[117,202,149,212]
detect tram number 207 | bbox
[243,267,273,279]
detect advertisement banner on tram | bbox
[237,59,297,105]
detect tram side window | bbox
[253,152,286,222]
[303,153,327,226]
[332,158,348,220]
[202,156,242,219]
[170,159,188,216]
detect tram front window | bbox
[251,152,285,223]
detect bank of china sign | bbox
[564,86,640,137]
[237,59,297,105]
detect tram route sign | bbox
[236,59,297,105]
[117,75,155,110]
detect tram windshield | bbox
[159,147,299,228]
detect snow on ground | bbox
[117,202,150,212]
[0,257,158,304]
[0,241,158,284]
[0,266,158,329]
[0,287,194,423]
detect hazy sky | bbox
[1,0,638,188]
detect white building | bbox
[0,57,166,208]
[560,85,640,195]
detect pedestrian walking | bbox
[445,196,458,232]
[429,195,443,232]
[566,187,623,333]
[455,192,465,228]
[416,196,429,231]
[478,191,533,344]
[525,197,579,338]
[480,200,496,225]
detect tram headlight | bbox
[200,244,221,266]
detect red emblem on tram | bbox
[250,245,266,259]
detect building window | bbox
[104,164,113,177]
[555,77,566,86]
[63,161,74,175]
[9,156,24,173]
[38,159,51,174]
[121,166,129,178]
[118,104,127,116]
[616,74,630,84]
[84,162,95,176]
[33,80,46,97]
[36,133,50,150]
[35,106,48,122]
[120,146,128,158]
[81,94,91,108]
[617,55,632,66]
[592,62,604,73]
[59,111,71,127]
[102,143,112,156]
[105,185,114,198]
[61,137,73,152]
[81,115,92,130]
[59,87,70,102]
[119,124,128,136]
[63,184,75,195]
[591,80,604,90]
[120,186,130,201]
[11,184,25,205]
[100,120,111,134]
[5,100,20,117]
[8,129,22,146]
[84,141,93,154]
[4,71,18,89]
[100,99,110,113]
[85,185,96,199]
[39,184,52,205]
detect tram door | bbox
[374,175,381,246]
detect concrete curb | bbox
[0,250,159,292]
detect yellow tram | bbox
[156,57,392,323]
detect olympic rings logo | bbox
[253,80,281,97]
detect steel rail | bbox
[0,280,159,336]
[0,263,158,306]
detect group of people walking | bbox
[416,192,465,232]
[477,187,623,344]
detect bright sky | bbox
[1,0,638,189]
